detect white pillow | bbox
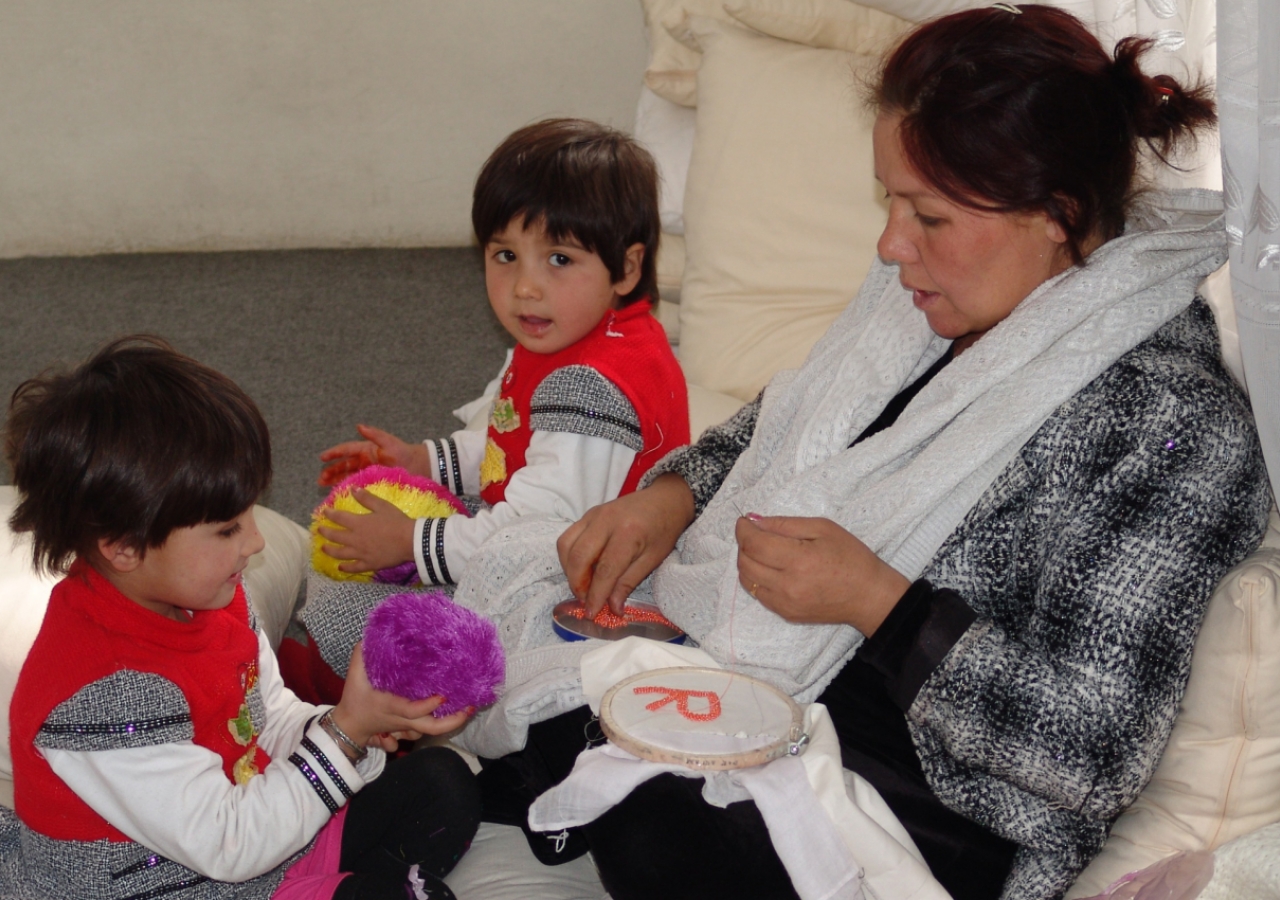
[0,486,308,808]
[0,489,60,810]
[687,380,749,437]
[657,231,686,306]
[726,0,909,54]
[635,86,698,236]
[445,822,604,899]
[242,505,311,651]
[640,0,909,107]
[677,16,886,401]
[1067,509,1280,897]
[640,0,730,107]
[844,0,970,22]
[633,1,906,260]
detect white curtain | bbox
[1219,0,1280,502]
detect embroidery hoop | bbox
[599,667,808,770]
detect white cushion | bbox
[0,486,308,809]
[688,381,749,438]
[0,488,60,812]
[657,231,686,307]
[635,86,698,236]
[243,504,311,650]
[639,0,908,107]
[1067,509,1280,897]
[656,298,682,345]
[445,822,606,900]
[632,1,905,239]
[677,16,886,402]
[639,0,726,107]
[726,0,909,53]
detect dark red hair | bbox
[871,4,1216,263]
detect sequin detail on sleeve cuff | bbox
[417,517,452,585]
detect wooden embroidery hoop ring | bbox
[599,667,808,771]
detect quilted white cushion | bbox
[1067,509,1280,897]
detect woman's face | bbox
[873,114,1072,353]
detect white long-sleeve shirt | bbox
[411,360,640,586]
[414,428,635,585]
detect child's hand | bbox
[331,644,473,752]
[318,424,430,486]
[315,490,415,574]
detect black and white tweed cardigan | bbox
[651,299,1273,900]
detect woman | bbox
[464,6,1273,900]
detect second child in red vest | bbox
[314,119,689,588]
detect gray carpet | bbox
[0,248,513,526]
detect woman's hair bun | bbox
[1109,36,1216,162]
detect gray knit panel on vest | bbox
[36,670,192,752]
[529,365,642,451]
[0,806,296,900]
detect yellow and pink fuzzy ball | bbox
[310,465,467,583]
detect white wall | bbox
[0,1,648,257]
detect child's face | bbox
[484,218,643,354]
[100,508,265,621]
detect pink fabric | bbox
[1076,851,1214,900]
[272,808,349,900]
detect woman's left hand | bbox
[735,515,910,637]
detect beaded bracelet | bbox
[319,709,368,762]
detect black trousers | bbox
[479,658,1018,900]
[332,746,481,900]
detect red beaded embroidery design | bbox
[633,686,723,722]
[564,603,678,631]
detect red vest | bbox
[481,300,690,505]
[11,562,270,841]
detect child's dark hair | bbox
[4,335,272,575]
[472,118,661,306]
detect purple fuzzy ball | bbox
[362,592,505,717]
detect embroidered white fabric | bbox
[526,639,948,900]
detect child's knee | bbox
[410,746,482,832]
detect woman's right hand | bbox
[557,473,696,617]
[330,644,472,757]
[318,424,430,486]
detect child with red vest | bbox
[2,337,480,900]
[283,121,688,703]
[313,118,689,589]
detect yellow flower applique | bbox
[480,439,508,490]
[227,663,261,785]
